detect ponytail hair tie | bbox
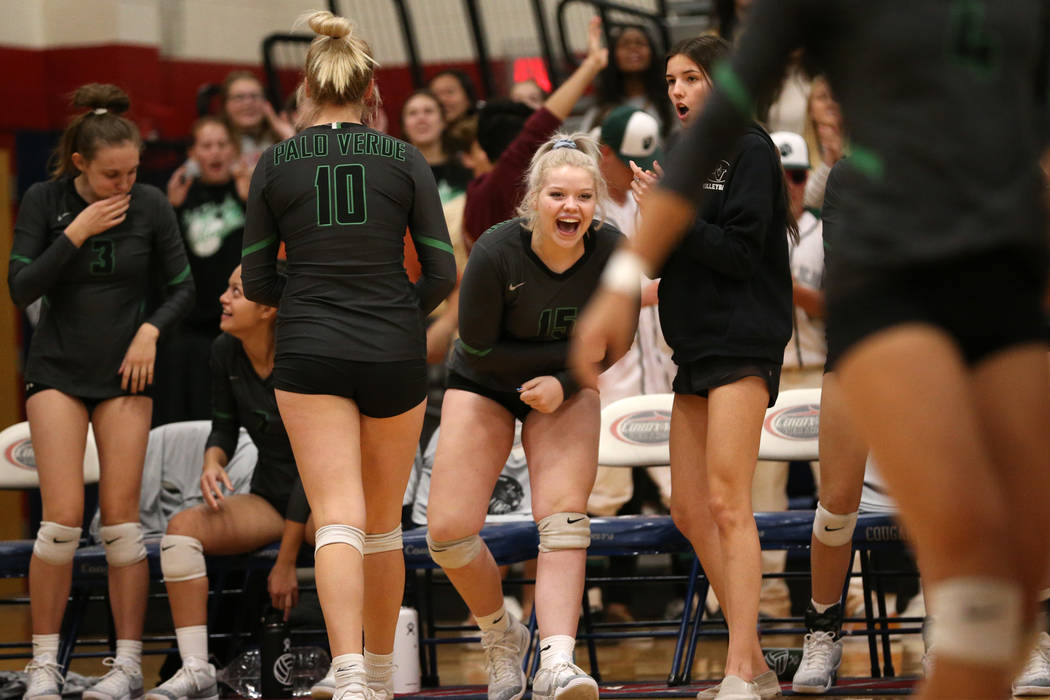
[552,138,578,150]
[92,108,108,115]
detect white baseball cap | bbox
[771,131,809,170]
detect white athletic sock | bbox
[174,625,209,667]
[32,634,60,660]
[539,635,575,667]
[811,598,837,614]
[476,604,512,633]
[364,650,394,686]
[332,653,365,691]
[115,639,142,668]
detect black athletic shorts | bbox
[826,245,1048,367]
[672,356,782,408]
[446,371,532,422]
[250,487,288,519]
[25,381,153,413]
[274,354,427,418]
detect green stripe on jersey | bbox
[713,62,753,116]
[10,253,33,264]
[848,145,885,181]
[213,410,234,419]
[458,339,492,357]
[413,235,454,255]
[242,235,277,257]
[168,264,191,286]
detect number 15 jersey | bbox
[242,122,457,362]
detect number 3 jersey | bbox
[9,179,194,398]
[448,218,622,394]
[241,122,457,363]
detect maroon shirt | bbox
[463,107,562,250]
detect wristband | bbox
[600,248,645,297]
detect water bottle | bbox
[762,647,804,680]
[261,609,295,698]
[392,607,421,694]
[216,648,261,698]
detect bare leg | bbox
[838,326,1016,699]
[426,390,515,618]
[164,496,285,629]
[811,373,867,606]
[26,391,89,635]
[359,400,427,654]
[92,396,153,643]
[523,388,600,639]
[277,391,365,656]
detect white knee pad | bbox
[160,534,206,582]
[100,522,147,567]
[927,576,1022,666]
[426,532,481,569]
[537,512,590,553]
[315,524,365,556]
[812,503,858,547]
[33,521,82,565]
[364,525,403,555]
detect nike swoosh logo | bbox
[540,644,551,653]
[104,537,121,544]
[52,538,73,543]
[567,517,586,524]
[824,526,844,532]
[161,545,176,551]
[57,212,71,223]
[508,282,525,291]
[335,666,352,673]
[493,614,504,624]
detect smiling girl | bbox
[9,83,194,700]
[426,132,627,700]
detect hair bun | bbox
[307,10,352,39]
[71,83,131,115]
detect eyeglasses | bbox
[228,93,264,103]
[786,170,808,185]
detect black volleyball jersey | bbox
[448,218,623,393]
[661,0,1050,267]
[241,123,457,362]
[9,179,194,398]
[206,333,308,523]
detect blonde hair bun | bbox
[306,10,352,39]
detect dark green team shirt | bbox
[206,333,307,523]
[449,218,622,394]
[241,123,457,362]
[662,0,1050,267]
[9,179,194,398]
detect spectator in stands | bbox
[715,0,754,42]
[629,36,793,699]
[463,16,608,250]
[428,69,478,127]
[221,71,294,165]
[400,90,473,203]
[509,79,547,111]
[426,131,626,700]
[9,83,194,700]
[153,116,250,425]
[241,10,456,700]
[580,24,673,138]
[803,76,844,211]
[145,264,311,700]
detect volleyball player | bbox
[146,264,310,700]
[426,132,625,700]
[573,4,1050,698]
[241,11,456,700]
[9,83,194,700]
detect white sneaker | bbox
[698,671,781,699]
[531,661,598,700]
[714,675,759,700]
[791,631,843,694]
[480,617,530,700]
[23,654,64,700]
[332,680,379,700]
[1014,632,1050,696]
[310,665,335,699]
[83,658,143,700]
[144,662,218,700]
